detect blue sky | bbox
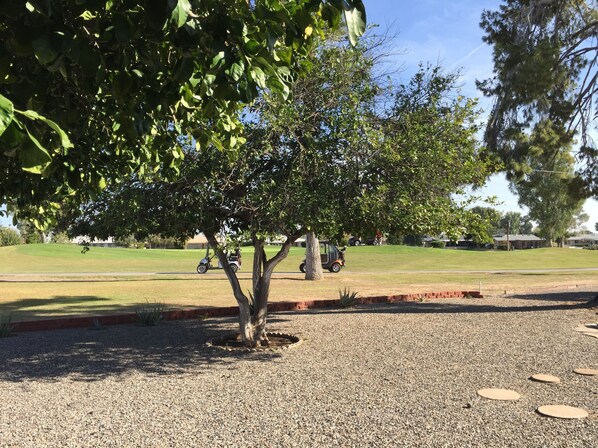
[365,0,598,229]
[1,1,596,230]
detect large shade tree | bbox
[251,30,381,279]
[64,54,495,347]
[479,0,598,194]
[511,120,585,245]
[0,0,366,226]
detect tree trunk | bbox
[206,233,298,348]
[305,231,323,280]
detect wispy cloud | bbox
[449,43,487,71]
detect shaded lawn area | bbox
[1,269,598,321]
[3,244,598,274]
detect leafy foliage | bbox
[16,220,43,244]
[59,30,493,347]
[0,226,21,246]
[512,120,585,245]
[255,41,495,241]
[479,0,598,194]
[0,0,366,227]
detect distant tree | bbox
[16,220,43,244]
[569,209,590,234]
[513,122,585,246]
[499,211,523,235]
[521,215,534,234]
[0,226,21,246]
[479,0,598,194]
[468,206,503,244]
[49,232,71,244]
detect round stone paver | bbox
[530,374,560,384]
[477,388,521,401]
[537,405,588,419]
[573,368,598,376]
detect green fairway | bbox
[2,243,598,274]
[1,243,597,321]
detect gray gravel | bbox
[1,291,597,447]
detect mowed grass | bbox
[1,243,597,321]
[3,243,598,273]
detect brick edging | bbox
[11,290,482,333]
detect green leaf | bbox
[249,66,267,88]
[171,0,192,28]
[31,36,60,66]
[19,127,52,174]
[226,62,245,82]
[211,135,224,151]
[0,94,14,137]
[210,51,226,69]
[79,11,97,20]
[267,77,290,100]
[243,39,262,55]
[344,1,366,46]
[16,109,73,149]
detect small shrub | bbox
[338,288,359,308]
[50,232,72,244]
[135,301,166,326]
[0,313,15,338]
[91,318,105,330]
[0,227,21,247]
[429,240,446,248]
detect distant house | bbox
[294,236,307,247]
[185,233,209,249]
[71,236,117,247]
[565,234,598,248]
[493,234,544,250]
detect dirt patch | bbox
[206,332,302,351]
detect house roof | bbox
[566,234,598,241]
[493,234,544,242]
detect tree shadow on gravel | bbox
[286,295,595,318]
[0,316,289,383]
[507,291,597,302]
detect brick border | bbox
[11,290,482,333]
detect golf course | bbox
[1,243,597,321]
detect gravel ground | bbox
[1,291,597,447]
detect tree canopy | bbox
[511,120,585,245]
[63,35,495,346]
[0,0,366,225]
[479,0,597,195]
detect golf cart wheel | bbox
[353,240,361,246]
[229,264,239,273]
[197,264,208,274]
[329,262,342,273]
[299,263,306,273]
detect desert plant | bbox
[91,318,105,330]
[0,313,15,337]
[135,301,166,326]
[338,288,359,308]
